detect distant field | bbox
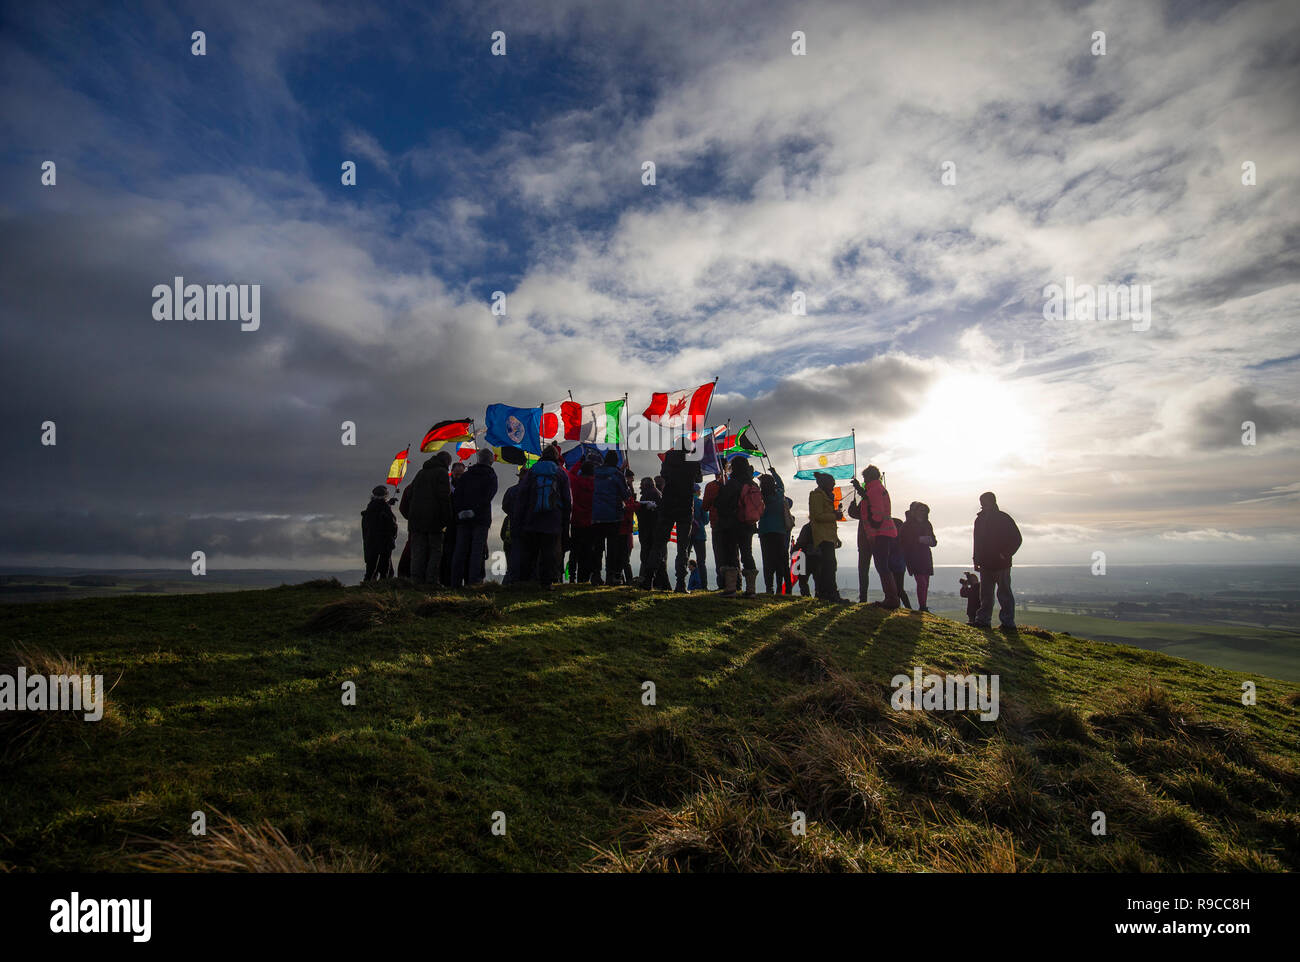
[937,608,1300,683]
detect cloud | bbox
[1158,529,1256,543]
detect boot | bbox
[742,568,758,598]
[719,567,739,597]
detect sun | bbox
[892,373,1040,488]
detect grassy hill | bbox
[1,580,1297,872]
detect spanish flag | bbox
[420,419,474,453]
[386,448,409,487]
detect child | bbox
[959,571,981,624]
[686,558,701,592]
[361,485,398,581]
[888,518,912,609]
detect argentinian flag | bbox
[792,435,855,480]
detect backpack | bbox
[714,481,742,523]
[738,484,763,525]
[531,460,558,513]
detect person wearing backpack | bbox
[849,464,900,608]
[361,485,398,581]
[758,471,793,594]
[899,501,937,612]
[518,446,572,587]
[972,491,1022,629]
[592,450,631,586]
[808,471,845,601]
[715,456,762,597]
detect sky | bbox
[1,0,1298,572]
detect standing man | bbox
[701,464,726,589]
[689,483,709,590]
[400,451,454,586]
[518,446,572,587]
[656,446,703,592]
[850,465,900,608]
[451,448,499,587]
[972,491,1022,630]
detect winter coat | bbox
[757,471,788,535]
[899,516,937,576]
[568,464,595,527]
[592,465,630,525]
[520,460,572,535]
[888,523,908,573]
[401,459,453,533]
[702,478,723,526]
[659,449,702,515]
[634,487,661,544]
[620,492,636,535]
[361,496,398,550]
[849,478,897,540]
[716,474,761,533]
[452,462,499,525]
[973,507,1022,570]
[808,488,839,546]
[690,496,708,542]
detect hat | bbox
[371,485,388,497]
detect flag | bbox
[386,448,409,487]
[484,404,543,455]
[833,486,845,515]
[420,419,474,453]
[496,445,539,467]
[792,434,855,480]
[721,424,765,459]
[643,381,714,428]
[541,400,582,445]
[579,399,626,444]
[453,440,476,461]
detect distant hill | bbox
[1,581,1297,872]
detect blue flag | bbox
[564,442,624,469]
[485,404,543,456]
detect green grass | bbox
[937,607,1300,683]
[2,581,1298,872]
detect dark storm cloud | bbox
[1187,386,1300,450]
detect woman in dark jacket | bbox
[899,502,937,612]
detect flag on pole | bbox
[642,381,715,428]
[453,440,477,461]
[484,404,543,455]
[420,419,474,453]
[579,399,626,444]
[721,424,765,459]
[540,399,582,445]
[386,448,409,486]
[564,443,623,469]
[792,434,855,480]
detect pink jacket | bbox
[861,480,897,539]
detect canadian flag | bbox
[540,400,582,444]
[642,381,714,429]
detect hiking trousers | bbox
[409,528,445,586]
[759,531,791,593]
[977,567,1015,627]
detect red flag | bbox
[541,400,582,444]
[420,419,474,452]
[386,449,409,487]
[642,381,714,428]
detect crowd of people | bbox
[360,444,1024,628]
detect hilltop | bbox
[1,581,1297,872]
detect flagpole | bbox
[694,376,720,452]
[746,419,774,473]
[851,427,857,486]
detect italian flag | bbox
[580,399,626,444]
[642,381,714,428]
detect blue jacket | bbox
[591,465,630,524]
[453,462,499,525]
[888,523,908,573]
[758,471,787,535]
[687,567,702,591]
[691,496,708,542]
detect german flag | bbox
[420,419,474,453]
